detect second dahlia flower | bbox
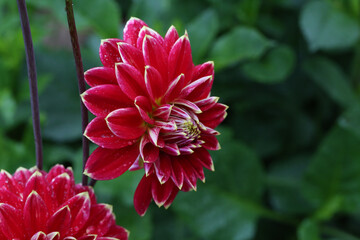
[82,17,227,215]
[0,165,128,240]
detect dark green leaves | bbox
[300,0,360,51]
[210,27,273,70]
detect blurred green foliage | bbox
[1,0,360,239]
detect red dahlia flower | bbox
[0,165,128,240]
[82,17,227,216]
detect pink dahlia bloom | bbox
[0,165,128,240]
[82,17,227,215]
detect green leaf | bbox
[298,219,321,240]
[187,9,219,64]
[242,45,295,84]
[210,27,273,70]
[338,106,360,139]
[300,0,360,51]
[304,126,360,214]
[173,187,258,240]
[74,0,121,37]
[267,155,313,215]
[303,56,359,108]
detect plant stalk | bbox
[65,0,89,186]
[17,0,43,170]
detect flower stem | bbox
[17,0,43,170]
[65,0,89,186]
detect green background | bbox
[1,0,360,239]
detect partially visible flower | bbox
[82,17,227,215]
[0,165,128,240]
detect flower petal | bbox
[170,159,184,189]
[134,96,154,124]
[105,225,129,240]
[85,117,137,149]
[143,35,168,83]
[140,136,160,164]
[48,173,75,207]
[84,144,140,180]
[99,39,123,67]
[179,158,198,191]
[106,107,146,139]
[84,67,117,87]
[174,99,202,113]
[46,206,71,236]
[63,192,91,235]
[145,65,166,101]
[153,104,173,121]
[195,96,219,112]
[198,103,228,128]
[134,174,153,216]
[154,154,172,184]
[81,84,132,117]
[123,17,147,47]
[191,61,214,83]
[151,178,174,207]
[163,73,185,103]
[164,25,179,54]
[0,203,24,239]
[193,148,214,171]
[168,35,193,85]
[179,75,212,102]
[84,204,114,236]
[163,187,179,209]
[115,63,147,100]
[118,42,145,72]
[24,191,49,235]
[201,135,221,150]
[137,26,165,50]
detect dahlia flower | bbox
[0,165,128,240]
[82,17,227,215]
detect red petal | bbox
[180,75,212,102]
[140,136,160,163]
[164,26,179,54]
[174,99,202,113]
[24,191,49,235]
[24,172,50,207]
[47,206,71,236]
[192,61,214,83]
[170,159,184,189]
[151,178,174,207]
[30,232,47,240]
[154,154,172,184]
[106,107,146,139]
[195,96,219,112]
[148,126,161,146]
[153,104,173,121]
[198,103,228,128]
[193,148,214,171]
[105,225,129,240]
[168,35,193,85]
[137,26,165,49]
[163,74,185,103]
[179,158,198,190]
[85,117,137,149]
[85,144,140,180]
[118,42,145,72]
[135,96,155,124]
[81,84,132,117]
[49,172,75,207]
[163,187,179,209]
[13,167,32,190]
[83,204,114,236]
[189,157,205,182]
[0,188,22,208]
[0,170,18,194]
[99,39,123,67]
[162,143,180,156]
[115,63,147,100]
[123,17,148,47]
[145,65,166,101]
[84,67,117,87]
[134,174,153,216]
[63,192,91,235]
[0,203,24,239]
[143,35,168,84]
[46,164,73,183]
[201,135,221,150]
